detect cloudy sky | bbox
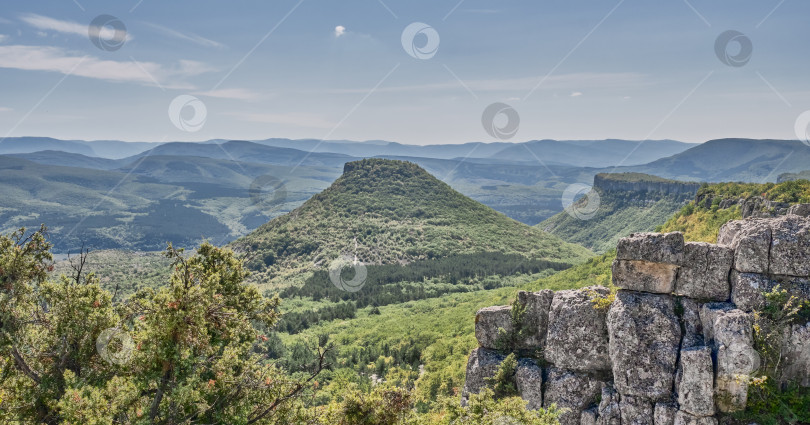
[0,0,808,145]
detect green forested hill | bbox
[537,173,696,253]
[232,159,593,288]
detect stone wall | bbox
[463,212,810,425]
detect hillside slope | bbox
[232,159,593,287]
[538,173,699,253]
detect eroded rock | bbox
[713,309,759,413]
[675,242,732,301]
[516,289,554,350]
[680,297,705,349]
[612,259,678,294]
[782,321,810,387]
[768,215,810,276]
[617,232,685,264]
[678,347,715,417]
[546,286,612,372]
[788,203,810,217]
[653,402,677,425]
[717,219,771,274]
[620,395,654,425]
[699,302,734,345]
[673,411,718,425]
[475,305,511,349]
[462,347,504,399]
[730,270,810,313]
[608,291,682,401]
[515,358,543,410]
[543,367,602,425]
[597,384,622,425]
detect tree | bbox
[0,226,327,424]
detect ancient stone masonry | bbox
[463,212,810,424]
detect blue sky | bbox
[0,0,808,145]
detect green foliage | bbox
[485,353,518,398]
[0,227,326,424]
[233,158,592,289]
[438,388,561,425]
[495,299,527,353]
[316,386,417,425]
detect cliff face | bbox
[593,173,701,197]
[464,210,810,424]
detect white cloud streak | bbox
[20,13,133,42]
[195,88,260,100]
[142,22,223,48]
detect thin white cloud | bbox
[195,88,260,100]
[324,72,650,95]
[232,112,337,129]
[334,25,346,38]
[142,22,223,48]
[20,13,133,42]
[0,45,210,88]
[0,106,12,112]
[0,35,6,43]
[571,91,583,97]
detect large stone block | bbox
[677,347,715,417]
[673,411,718,425]
[718,219,771,273]
[617,232,685,264]
[515,289,554,350]
[769,215,810,276]
[608,291,682,401]
[515,358,543,410]
[612,259,678,294]
[543,367,602,425]
[581,408,598,425]
[462,348,504,398]
[653,402,677,425]
[680,297,705,349]
[782,321,810,387]
[475,305,511,349]
[674,242,732,301]
[712,309,759,413]
[597,385,622,425]
[699,302,734,344]
[788,203,810,217]
[619,395,653,425]
[730,270,810,313]
[546,286,612,372]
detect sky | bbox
[0,0,808,145]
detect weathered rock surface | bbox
[620,395,654,425]
[653,402,678,425]
[546,286,612,372]
[675,242,732,301]
[717,219,771,273]
[782,321,810,387]
[788,203,810,217]
[581,408,598,425]
[730,270,810,312]
[516,289,554,350]
[597,385,622,425]
[475,305,511,349]
[712,310,759,413]
[699,302,734,344]
[768,215,810,276]
[515,358,543,410]
[680,297,705,349]
[678,347,715,417]
[617,232,685,264]
[608,291,682,401]
[673,411,718,425]
[462,348,504,398]
[612,259,679,294]
[543,367,602,425]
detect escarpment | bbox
[463,213,810,424]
